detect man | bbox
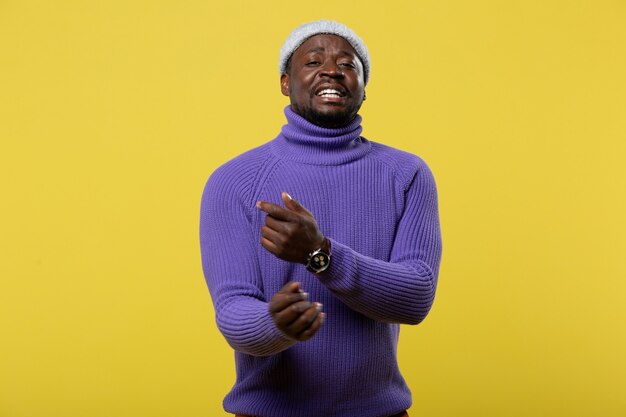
[200,20,442,417]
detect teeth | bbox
[317,88,342,97]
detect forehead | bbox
[292,34,359,59]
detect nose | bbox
[320,60,344,78]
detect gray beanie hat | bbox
[279,19,370,85]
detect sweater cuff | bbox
[317,238,358,292]
[255,316,299,355]
[218,298,298,356]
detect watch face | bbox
[309,251,330,272]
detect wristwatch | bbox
[306,240,331,274]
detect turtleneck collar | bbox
[270,106,371,165]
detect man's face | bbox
[281,34,366,128]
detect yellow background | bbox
[1,1,625,416]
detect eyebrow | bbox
[302,47,356,57]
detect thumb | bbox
[283,281,302,294]
[282,192,309,214]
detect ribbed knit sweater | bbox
[200,106,442,417]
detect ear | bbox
[363,90,367,101]
[280,73,290,97]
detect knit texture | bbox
[278,19,370,85]
[200,106,442,417]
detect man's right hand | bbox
[269,281,325,341]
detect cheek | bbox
[291,72,315,90]
[291,83,313,101]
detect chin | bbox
[297,104,362,129]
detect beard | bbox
[292,100,363,129]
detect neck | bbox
[270,106,371,165]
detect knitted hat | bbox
[279,20,370,85]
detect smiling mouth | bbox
[316,88,346,98]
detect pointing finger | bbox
[256,200,299,222]
[282,192,312,216]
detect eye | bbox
[306,61,320,66]
[339,62,356,69]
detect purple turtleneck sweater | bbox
[200,106,442,417]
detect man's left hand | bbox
[256,192,325,264]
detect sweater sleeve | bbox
[318,161,442,325]
[199,165,296,356]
